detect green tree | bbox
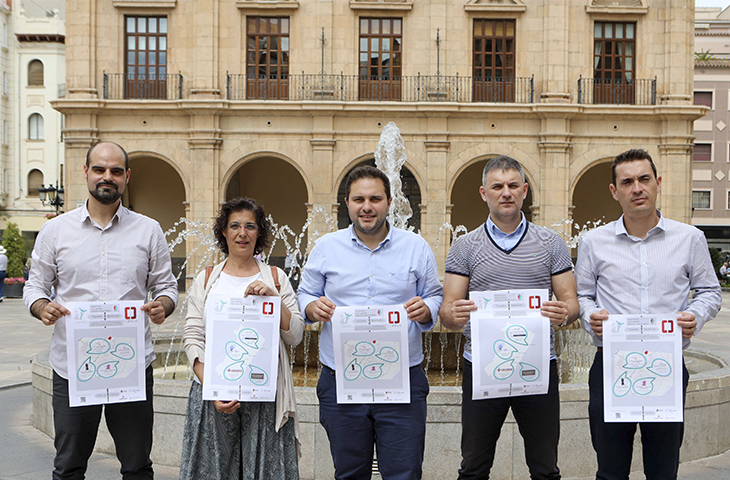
[2,222,27,278]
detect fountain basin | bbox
[31,346,730,479]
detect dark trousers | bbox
[0,269,5,298]
[317,365,429,480]
[458,359,561,480]
[588,351,690,480]
[52,366,155,480]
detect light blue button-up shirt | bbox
[486,212,527,251]
[575,213,721,350]
[298,224,443,369]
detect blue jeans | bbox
[317,364,429,480]
[588,351,689,480]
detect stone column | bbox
[658,142,693,224]
[187,111,222,272]
[66,0,98,98]
[423,122,449,272]
[191,0,221,98]
[540,0,570,103]
[538,115,573,228]
[309,113,337,245]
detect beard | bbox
[352,213,388,236]
[90,182,122,205]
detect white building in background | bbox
[0,0,64,236]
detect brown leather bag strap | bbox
[203,266,214,289]
[270,266,281,292]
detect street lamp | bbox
[38,181,64,214]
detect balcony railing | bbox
[227,73,534,103]
[577,77,656,105]
[103,73,183,100]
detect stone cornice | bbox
[585,0,648,15]
[658,142,692,155]
[113,0,177,9]
[350,0,413,11]
[236,0,299,11]
[464,0,526,13]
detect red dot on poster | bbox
[645,351,648,354]
[109,337,112,340]
[373,340,376,343]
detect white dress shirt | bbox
[575,213,721,349]
[24,201,179,378]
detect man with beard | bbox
[298,166,443,480]
[24,141,178,479]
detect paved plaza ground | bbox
[1,295,729,479]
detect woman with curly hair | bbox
[179,197,303,480]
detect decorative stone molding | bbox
[585,0,648,15]
[540,92,571,104]
[658,142,693,155]
[113,0,177,9]
[310,139,337,151]
[350,0,413,11]
[236,0,300,11]
[424,140,450,152]
[464,0,526,13]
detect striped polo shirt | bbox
[445,221,573,361]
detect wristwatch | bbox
[558,316,569,328]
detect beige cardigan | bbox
[182,258,304,447]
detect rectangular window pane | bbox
[149,18,157,33]
[627,23,634,38]
[694,91,713,108]
[616,24,624,39]
[281,18,289,34]
[694,144,712,162]
[595,23,602,38]
[474,21,483,36]
[128,37,135,50]
[360,18,369,34]
[282,37,289,52]
[138,18,146,33]
[127,17,136,33]
[139,36,146,51]
[692,191,711,209]
[160,37,167,50]
[149,37,156,50]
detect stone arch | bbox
[223,152,310,260]
[125,151,188,290]
[570,157,623,232]
[222,151,313,205]
[334,156,424,231]
[447,154,537,232]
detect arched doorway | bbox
[450,159,533,233]
[571,162,622,234]
[225,157,308,263]
[125,156,187,290]
[336,159,422,232]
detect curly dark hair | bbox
[213,197,271,256]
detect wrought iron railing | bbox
[577,77,656,105]
[103,72,183,100]
[227,73,534,103]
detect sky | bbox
[697,0,730,8]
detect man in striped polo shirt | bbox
[440,155,580,480]
[575,149,721,479]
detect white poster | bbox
[64,301,146,407]
[202,294,281,402]
[331,305,410,404]
[470,289,550,400]
[603,314,684,423]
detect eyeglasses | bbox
[228,222,258,232]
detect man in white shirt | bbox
[575,148,721,479]
[0,246,7,301]
[24,142,178,480]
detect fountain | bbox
[29,123,730,479]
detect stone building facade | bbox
[55,0,703,271]
[0,0,65,235]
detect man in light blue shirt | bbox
[298,166,443,480]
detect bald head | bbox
[86,142,129,171]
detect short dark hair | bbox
[86,142,130,170]
[482,155,526,185]
[345,165,391,201]
[611,149,657,185]
[213,197,271,256]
